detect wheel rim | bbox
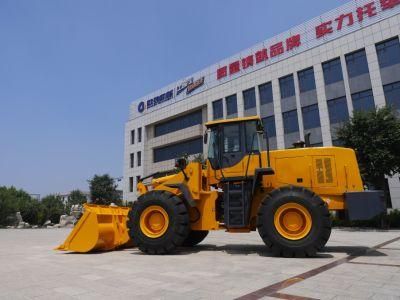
[140,205,169,238]
[274,202,312,240]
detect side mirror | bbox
[175,157,187,170]
[203,131,208,144]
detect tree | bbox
[88,174,122,205]
[337,106,400,200]
[41,194,65,224]
[0,186,44,226]
[66,190,87,213]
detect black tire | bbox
[182,230,209,247]
[127,190,190,254]
[257,186,331,258]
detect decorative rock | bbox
[43,220,53,226]
[17,222,30,229]
[58,215,77,227]
[31,225,39,229]
[70,204,83,219]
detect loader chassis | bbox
[57,116,385,257]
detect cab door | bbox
[221,123,245,172]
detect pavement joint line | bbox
[269,292,318,300]
[235,235,400,300]
[348,261,400,268]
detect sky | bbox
[0,0,348,197]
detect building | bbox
[124,0,400,208]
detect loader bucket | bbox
[56,204,131,253]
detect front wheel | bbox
[257,186,331,257]
[127,190,190,254]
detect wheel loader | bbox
[57,116,385,257]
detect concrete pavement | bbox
[0,228,399,299]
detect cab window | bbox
[223,124,240,153]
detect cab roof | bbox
[205,116,261,127]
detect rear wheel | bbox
[127,190,190,254]
[257,186,331,257]
[182,230,209,247]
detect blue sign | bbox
[138,89,174,113]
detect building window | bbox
[243,88,256,110]
[130,130,135,144]
[298,67,316,93]
[282,110,299,134]
[259,82,273,105]
[262,116,276,137]
[154,110,202,137]
[138,127,142,143]
[352,89,375,112]
[153,137,203,163]
[302,104,321,129]
[279,74,295,98]
[136,176,141,186]
[376,37,400,69]
[226,94,237,116]
[383,81,400,111]
[327,97,349,124]
[129,177,134,193]
[130,153,134,168]
[345,49,369,78]
[213,99,223,120]
[322,58,343,85]
[137,151,141,167]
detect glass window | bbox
[243,88,256,110]
[153,137,203,163]
[213,99,223,120]
[383,81,400,111]
[137,151,142,167]
[322,58,343,85]
[345,49,369,78]
[138,127,142,143]
[298,67,316,92]
[129,177,134,192]
[154,110,202,137]
[262,116,276,138]
[130,153,134,168]
[302,104,321,129]
[282,110,299,134]
[279,74,295,98]
[223,124,240,153]
[327,97,349,124]
[259,82,273,105]
[130,130,135,144]
[352,89,375,112]
[376,37,400,69]
[226,94,237,116]
[207,127,219,167]
[245,121,260,152]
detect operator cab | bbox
[204,117,274,228]
[204,116,265,171]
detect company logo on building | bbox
[138,76,205,113]
[177,76,205,96]
[137,89,174,113]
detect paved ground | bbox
[0,229,399,300]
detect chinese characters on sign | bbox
[216,0,400,81]
[315,0,399,39]
[217,34,302,80]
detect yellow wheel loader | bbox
[57,116,385,257]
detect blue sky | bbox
[0,0,347,196]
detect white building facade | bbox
[124,0,400,208]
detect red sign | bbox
[216,0,400,81]
[217,34,301,80]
